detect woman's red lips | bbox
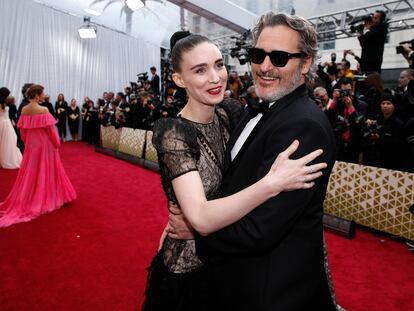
[207,86,222,95]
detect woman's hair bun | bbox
[170,30,191,51]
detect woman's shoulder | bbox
[154,117,195,134]
[18,110,56,129]
[153,117,198,152]
[21,105,49,116]
[217,98,243,129]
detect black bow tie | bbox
[248,100,270,118]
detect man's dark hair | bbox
[150,66,156,71]
[21,83,34,98]
[340,77,353,86]
[343,60,351,69]
[376,10,386,23]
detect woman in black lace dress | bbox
[142,32,327,311]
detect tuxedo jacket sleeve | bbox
[196,87,336,260]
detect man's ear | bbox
[172,72,185,89]
[301,57,313,76]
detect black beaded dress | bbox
[142,100,242,311]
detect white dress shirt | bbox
[230,101,275,161]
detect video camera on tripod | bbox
[137,72,148,82]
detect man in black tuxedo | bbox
[149,66,160,96]
[193,12,337,310]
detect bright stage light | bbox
[78,26,97,39]
[126,0,144,11]
[78,17,97,39]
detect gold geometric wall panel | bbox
[100,125,121,151]
[118,128,146,158]
[324,161,414,240]
[144,131,158,164]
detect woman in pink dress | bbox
[0,87,22,169]
[0,84,76,228]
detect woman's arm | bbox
[46,125,61,147]
[172,140,326,236]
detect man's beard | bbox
[255,64,303,102]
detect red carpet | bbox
[0,142,413,311]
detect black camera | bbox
[396,46,405,54]
[339,89,350,98]
[349,13,373,33]
[396,39,414,54]
[137,72,148,82]
[334,115,348,134]
[363,123,383,139]
[350,24,365,33]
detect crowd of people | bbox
[311,60,414,173]
[3,61,413,175]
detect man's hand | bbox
[167,202,195,240]
[343,96,354,109]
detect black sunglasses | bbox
[248,48,307,67]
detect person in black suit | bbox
[40,94,55,116]
[149,66,160,96]
[6,96,18,128]
[356,10,388,74]
[171,13,337,310]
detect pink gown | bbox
[0,113,76,227]
[0,106,22,169]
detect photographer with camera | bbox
[354,10,388,74]
[313,86,334,111]
[149,66,160,96]
[134,90,157,130]
[362,94,406,170]
[316,52,339,96]
[328,79,365,163]
[396,39,414,69]
[157,95,179,119]
[115,92,131,127]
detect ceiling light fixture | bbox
[78,17,97,39]
[83,8,102,16]
[126,0,144,11]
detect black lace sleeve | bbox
[218,98,243,131]
[152,118,200,180]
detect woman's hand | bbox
[264,140,327,193]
